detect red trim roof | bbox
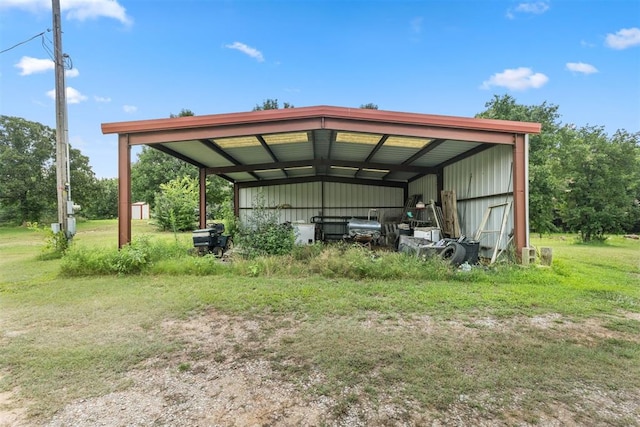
[101,105,542,135]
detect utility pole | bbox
[52,0,74,239]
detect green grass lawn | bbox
[0,220,639,424]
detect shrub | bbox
[304,244,456,281]
[153,176,198,232]
[235,193,295,258]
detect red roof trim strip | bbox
[101,105,542,136]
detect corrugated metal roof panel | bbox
[162,141,235,167]
[270,142,313,161]
[221,146,274,165]
[226,172,256,181]
[330,143,371,161]
[411,141,482,167]
[255,170,287,180]
[371,146,418,164]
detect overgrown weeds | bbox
[234,192,296,258]
[26,221,70,259]
[60,236,194,275]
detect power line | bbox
[41,33,55,61]
[0,29,51,54]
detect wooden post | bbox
[441,190,461,238]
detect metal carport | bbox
[101,105,541,259]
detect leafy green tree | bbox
[477,95,563,235]
[153,176,199,232]
[68,146,98,217]
[0,116,99,224]
[0,116,56,223]
[131,146,232,218]
[131,147,197,207]
[84,178,118,219]
[252,99,294,111]
[360,103,379,109]
[131,109,232,216]
[170,109,195,118]
[555,126,640,241]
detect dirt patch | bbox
[11,311,634,426]
[0,385,26,427]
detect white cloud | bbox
[65,0,132,25]
[94,96,111,103]
[225,42,264,62]
[46,86,88,104]
[507,2,549,19]
[411,17,423,34]
[515,2,549,14]
[481,67,549,91]
[605,27,640,50]
[15,56,80,78]
[65,68,79,78]
[566,62,598,75]
[0,0,132,25]
[123,105,137,113]
[15,56,54,75]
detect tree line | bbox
[1,96,638,241]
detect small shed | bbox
[131,202,150,220]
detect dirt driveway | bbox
[2,311,639,426]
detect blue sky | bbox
[1,0,639,178]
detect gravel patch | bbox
[2,311,638,426]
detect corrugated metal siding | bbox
[408,175,438,203]
[239,182,322,224]
[239,181,404,225]
[444,145,514,256]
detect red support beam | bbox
[117,134,131,248]
[512,133,528,261]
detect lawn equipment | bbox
[192,223,233,257]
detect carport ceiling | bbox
[101,105,541,187]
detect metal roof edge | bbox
[101,105,541,135]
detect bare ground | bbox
[2,312,639,427]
